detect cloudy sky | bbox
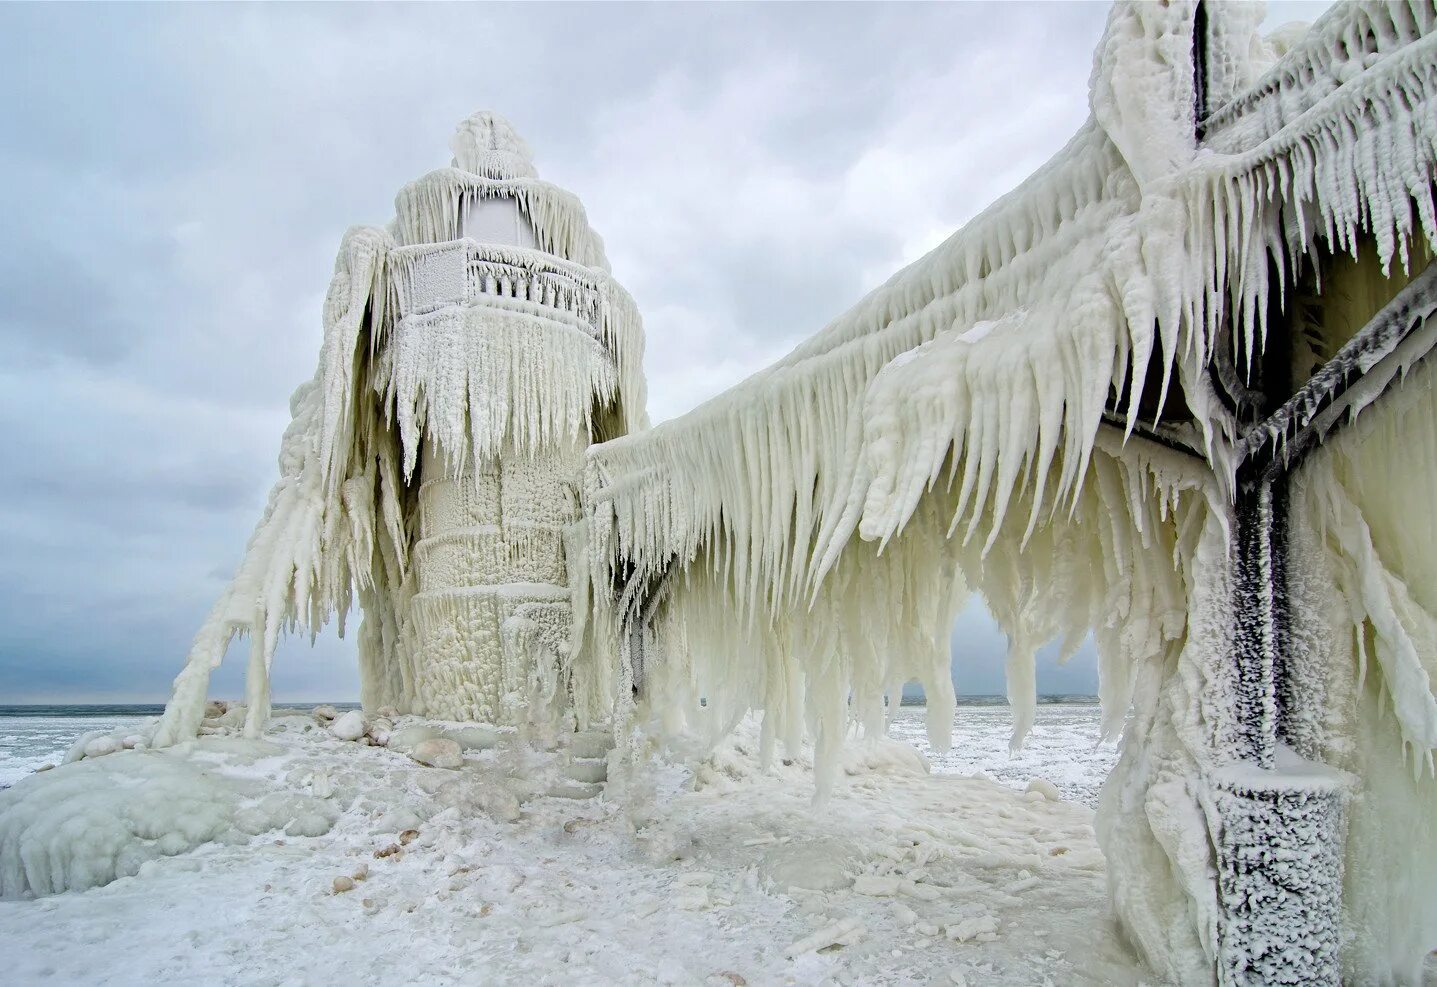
[0,2,1329,704]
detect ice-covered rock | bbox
[233,791,338,839]
[432,777,521,822]
[366,717,393,746]
[310,771,334,799]
[213,705,247,730]
[839,738,930,777]
[675,888,710,910]
[853,875,901,896]
[386,726,443,754]
[63,730,110,764]
[311,705,338,723]
[0,754,246,896]
[1025,778,1061,802]
[82,736,122,759]
[448,726,500,751]
[329,710,366,742]
[945,914,999,943]
[564,758,607,785]
[784,917,864,957]
[544,780,604,800]
[568,731,615,760]
[410,739,463,769]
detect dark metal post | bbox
[1217,465,1346,986]
[1229,467,1283,768]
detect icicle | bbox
[583,0,1437,794]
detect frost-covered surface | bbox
[587,0,1437,769]
[0,710,1147,985]
[580,2,1437,981]
[127,1,1437,981]
[156,111,646,747]
[1212,753,1350,984]
[1287,350,1437,981]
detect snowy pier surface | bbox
[0,706,1140,985]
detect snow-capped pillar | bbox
[1212,261,1437,983]
[1211,760,1348,985]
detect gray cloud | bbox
[0,1,1330,703]
[0,244,130,365]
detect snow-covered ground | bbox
[1,704,1138,985]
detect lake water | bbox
[1,700,1118,803]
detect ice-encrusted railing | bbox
[1200,0,1437,150]
[384,237,646,474]
[390,239,606,339]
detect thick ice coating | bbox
[153,112,647,747]
[581,2,1437,980]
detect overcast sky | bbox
[0,2,1330,704]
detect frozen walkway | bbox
[0,706,1139,985]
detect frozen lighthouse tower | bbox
[396,114,620,724]
[153,111,646,745]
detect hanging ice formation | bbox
[581,2,1437,982]
[153,111,647,747]
[136,1,1437,980]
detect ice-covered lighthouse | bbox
[152,112,647,746]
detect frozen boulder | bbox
[853,875,901,896]
[63,730,111,764]
[410,739,463,769]
[367,718,394,746]
[329,710,366,742]
[213,704,248,730]
[82,736,122,759]
[1025,778,1062,802]
[386,725,443,754]
[0,753,244,896]
[839,737,930,777]
[310,771,335,799]
[312,704,339,722]
[564,758,608,785]
[568,731,615,760]
[233,791,337,838]
[448,726,501,751]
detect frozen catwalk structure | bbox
[154,112,647,744]
[584,2,1437,984]
[116,0,1437,982]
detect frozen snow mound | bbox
[0,739,335,898]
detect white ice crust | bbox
[153,113,647,748]
[581,2,1437,980]
[44,2,1437,981]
